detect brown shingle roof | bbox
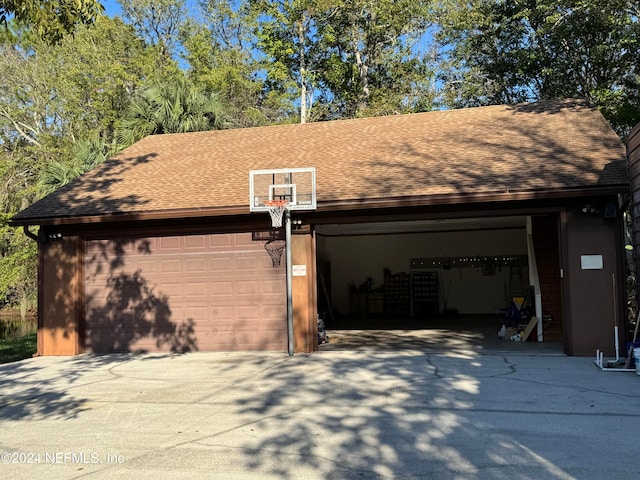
[12,99,628,225]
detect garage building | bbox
[11,99,630,356]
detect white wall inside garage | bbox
[317,228,528,315]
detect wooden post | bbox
[291,230,317,353]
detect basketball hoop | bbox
[264,239,286,268]
[264,199,288,228]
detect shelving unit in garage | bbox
[411,272,439,316]
[383,271,410,315]
[382,270,440,317]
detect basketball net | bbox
[264,199,288,228]
[264,239,286,268]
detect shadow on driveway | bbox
[0,348,637,479]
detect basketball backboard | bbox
[249,167,316,212]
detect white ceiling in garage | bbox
[315,216,527,236]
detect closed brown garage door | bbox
[84,232,287,353]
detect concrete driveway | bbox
[1,347,639,479]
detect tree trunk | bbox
[349,12,370,117]
[298,14,308,124]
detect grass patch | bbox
[0,332,37,364]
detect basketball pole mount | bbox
[285,207,294,356]
[249,167,316,357]
[262,198,293,355]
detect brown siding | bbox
[532,215,563,342]
[39,236,82,355]
[84,233,287,353]
[628,123,640,310]
[563,206,623,356]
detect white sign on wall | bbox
[580,255,603,270]
[292,265,307,276]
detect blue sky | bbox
[101,0,122,18]
[100,0,202,18]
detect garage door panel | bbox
[159,236,182,250]
[133,259,159,273]
[210,234,234,248]
[210,257,233,272]
[210,306,234,320]
[236,280,259,296]
[209,282,234,296]
[261,315,288,330]
[184,306,207,318]
[159,283,184,295]
[262,279,287,294]
[263,305,287,317]
[233,295,283,307]
[160,259,183,274]
[185,258,207,272]
[185,282,208,297]
[185,235,207,248]
[236,255,260,270]
[234,234,256,247]
[236,305,263,320]
[85,232,287,353]
[213,333,280,350]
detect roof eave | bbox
[9,205,247,227]
[318,185,629,212]
[9,184,628,228]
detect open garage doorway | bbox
[315,214,564,353]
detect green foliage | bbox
[0,214,36,309]
[186,0,438,123]
[38,160,86,195]
[436,0,640,137]
[0,16,166,167]
[315,0,437,118]
[117,0,187,59]
[53,15,173,144]
[0,0,103,42]
[38,136,115,195]
[0,16,173,308]
[0,332,37,364]
[116,75,230,145]
[242,0,437,121]
[183,2,290,126]
[249,0,314,122]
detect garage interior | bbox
[314,214,564,352]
